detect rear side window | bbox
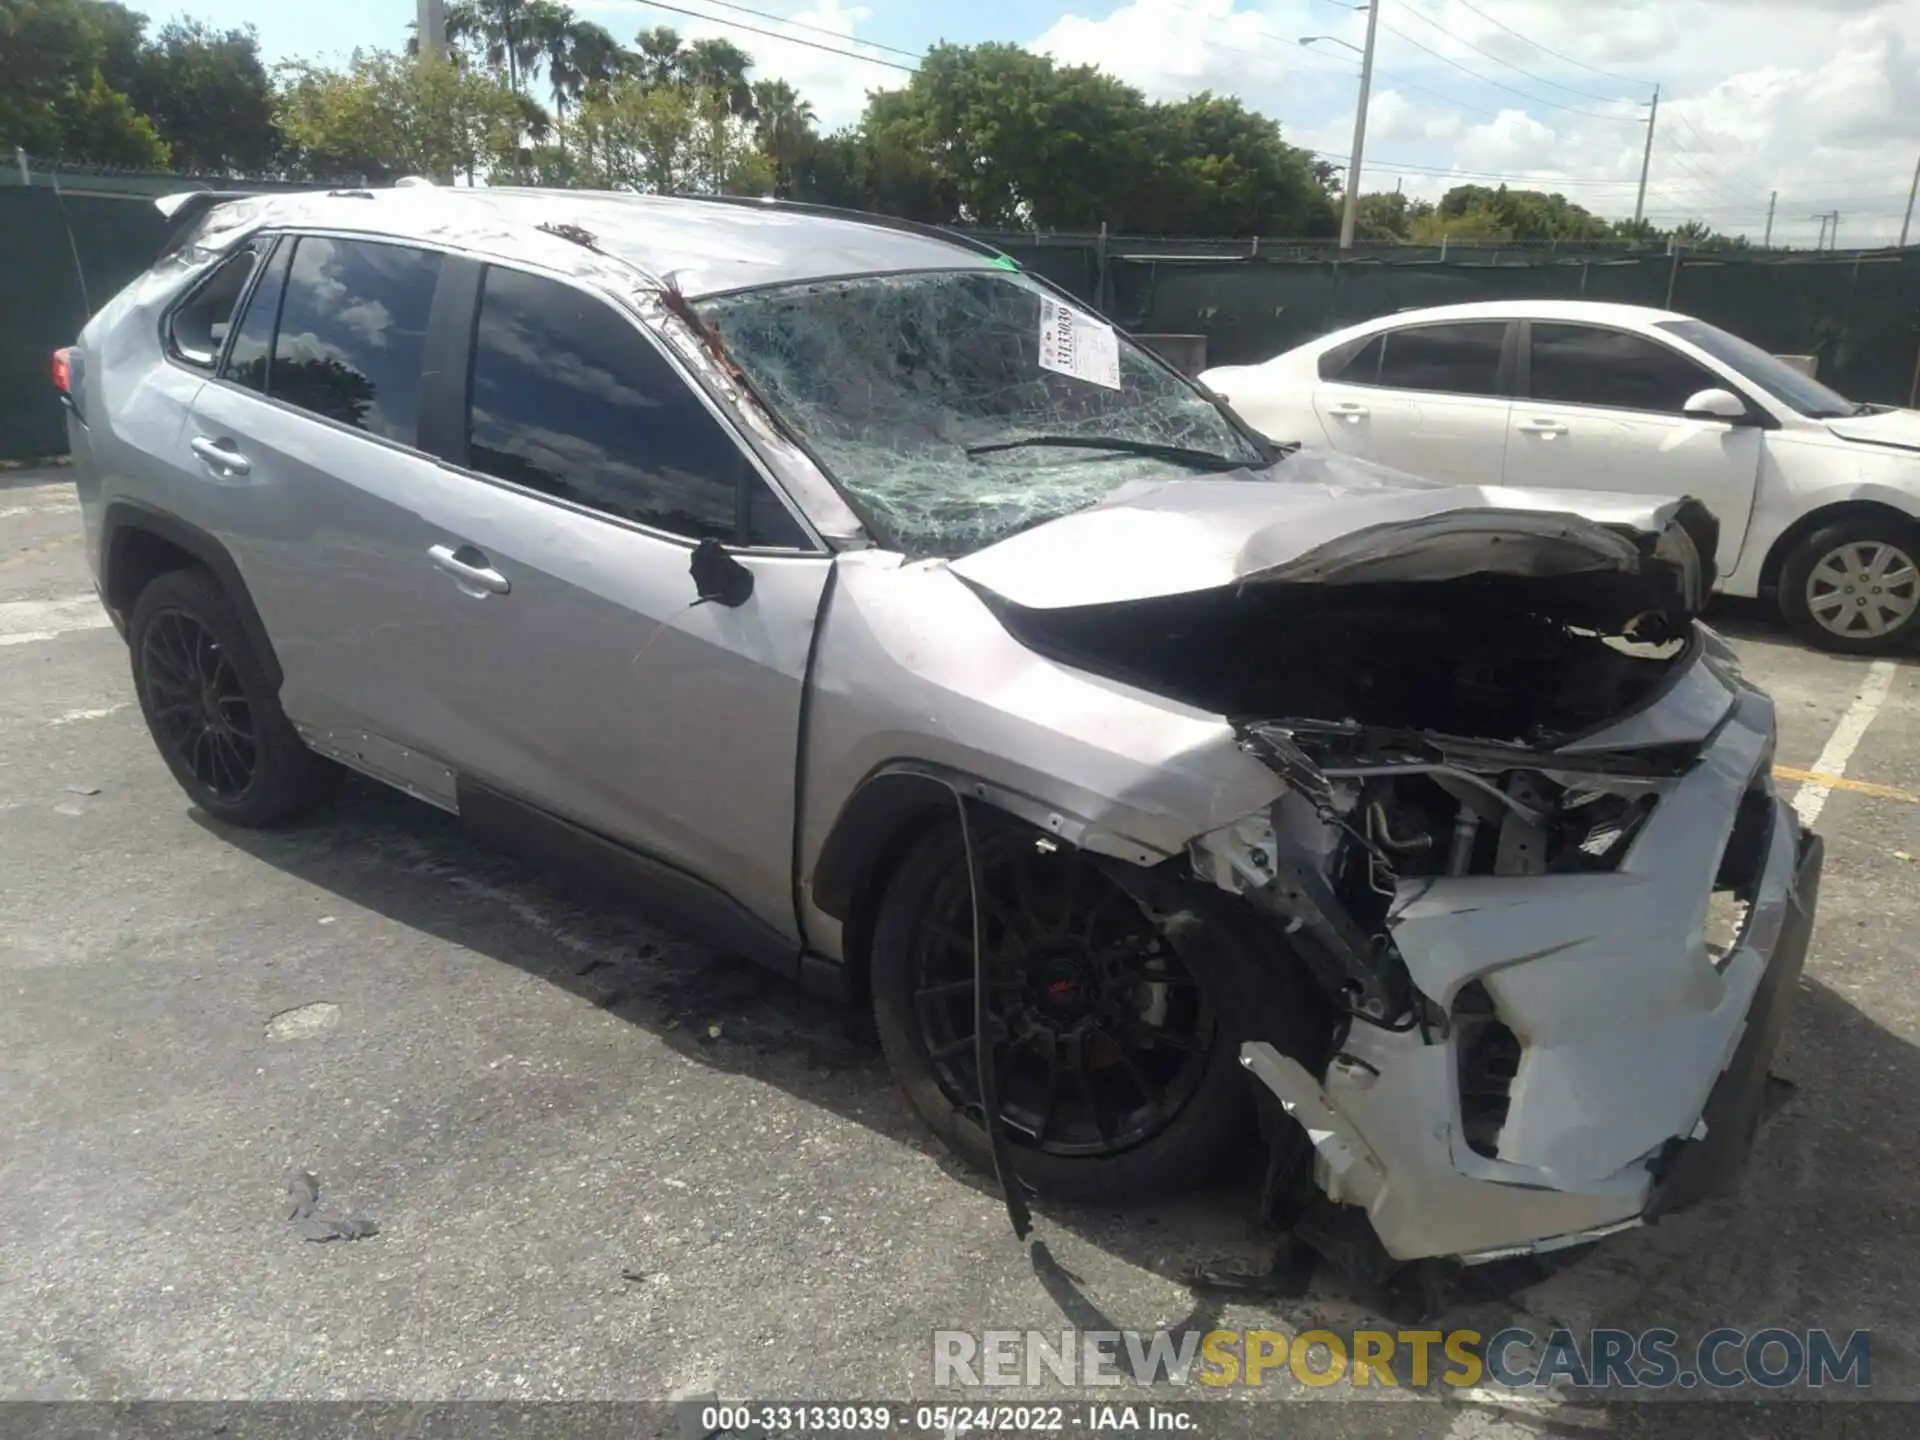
[465,265,807,547]
[167,246,260,367]
[221,239,288,394]
[1319,333,1383,383]
[270,236,441,444]
[1529,323,1720,414]
[1376,322,1506,397]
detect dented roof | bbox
[166,186,1000,299]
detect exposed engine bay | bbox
[952,495,1816,1286]
[983,575,1689,746]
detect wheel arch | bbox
[1757,495,1920,597]
[102,501,283,691]
[810,762,1176,997]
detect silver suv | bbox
[61,187,1821,1276]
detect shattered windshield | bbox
[698,268,1271,555]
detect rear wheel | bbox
[870,817,1253,1202]
[1779,518,1920,653]
[128,566,337,827]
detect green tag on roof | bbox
[989,254,1020,271]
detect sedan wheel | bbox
[1803,540,1919,642]
[1780,519,1920,654]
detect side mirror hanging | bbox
[689,538,754,608]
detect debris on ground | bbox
[62,784,100,796]
[284,1170,379,1243]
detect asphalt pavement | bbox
[3,464,1918,1434]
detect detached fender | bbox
[99,500,283,691]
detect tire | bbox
[871,816,1288,1204]
[128,565,337,827]
[1779,517,1920,654]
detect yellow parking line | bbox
[1773,764,1920,806]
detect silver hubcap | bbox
[1806,540,1920,638]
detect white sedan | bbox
[1201,299,1920,652]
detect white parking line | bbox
[1792,660,1899,827]
[0,595,113,648]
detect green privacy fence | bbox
[4,165,1919,460]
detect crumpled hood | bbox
[1827,407,1920,453]
[949,447,1716,622]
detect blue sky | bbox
[165,1,1920,245]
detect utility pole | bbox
[417,0,448,63]
[1633,83,1660,228]
[1828,211,1841,250]
[1763,190,1776,249]
[1810,212,1832,250]
[1340,1,1382,252]
[1901,152,1920,248]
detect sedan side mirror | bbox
[1683,387,1752,424]
[689,538,754,608]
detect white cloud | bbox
[1025,0,1920,245]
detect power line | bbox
[619,0,914,71]
[675,0,921,60]
[1392,2,1632,105]
[1442,0,1656,90]
[1377,19,1642,122]
[1670,113,1773,193]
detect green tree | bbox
[0,0,168,165]
[847,44,1334,235]
[127,19,276,174]
[276,51,526,184]
[630,24,686,87]
[1352,190,1434,242]
[1138,92,1334,236]
[571,72,769,196]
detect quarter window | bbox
[1529,324,1720,414]
[168,246,260,367]
[269,236,441,444]
[1375,322,1507,397]
[465,265,803,546]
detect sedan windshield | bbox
[698,268,1270,555]
[1656,318,1861,418]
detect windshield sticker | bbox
[1038,297,1121,391]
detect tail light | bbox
[52,346,84,421]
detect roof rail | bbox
[667,193,1013,264]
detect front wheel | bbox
[870,817,1254,1203]
[1779,519,1920,654]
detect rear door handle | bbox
[190,436,251,475]
[1517,419,1569,437]
[1327,402,1370,421]
[429,543,511,596]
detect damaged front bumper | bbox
[1204,653,1823,1265]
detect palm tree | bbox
[751,79,814,196]
[529,1,580,157]
[569,20,625,98]
[467,0,541,97]
[632,26,687,89]
[685,36,756,121]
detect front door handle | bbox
[1517,419,1569,437]
[190,435,251,475]
[429,543,511,596]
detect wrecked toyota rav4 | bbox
[67,188,1820,1279]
